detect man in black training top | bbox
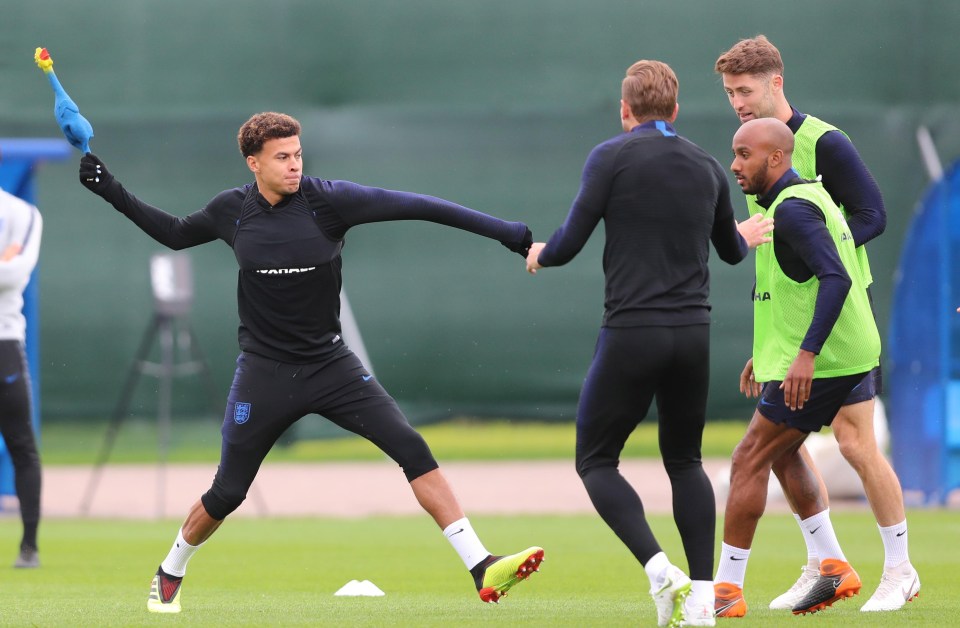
[79,112,543,614]
[526,60,771,628]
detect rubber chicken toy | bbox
[34,47,94,153]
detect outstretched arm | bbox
[535,143,613,269]
[79,153,218,250]
[320,179,531,257]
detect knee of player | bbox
[835,434,875,469]
[662,456,703,477]
[394,433,439,481]
[574,453,615,480]
[401,458,440,483]
[201,486,247,520]
[574,457,589,479]
[729,441,767,478]
[10,451,42,471]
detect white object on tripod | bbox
[150,252,194,317]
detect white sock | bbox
[443,518,489,570]
[690,580,714,607]
[714,543,750,587]
[644,551,671,589]
[160,529,202,578]
[878,520,910,569]
[801,509,846,563]
[794,513,819,569]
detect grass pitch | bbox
[0,510,956,626]
[10,419,959,625]
[37,416,750,465]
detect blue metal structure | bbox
[888,160,960,504]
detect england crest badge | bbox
[234,402,251,424]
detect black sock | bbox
[21,522,38,551]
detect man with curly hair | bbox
[79,112,543,613]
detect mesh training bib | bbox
[753,181,880,381]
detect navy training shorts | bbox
[757,371,870,433]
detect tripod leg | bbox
[79,316,160,516]
[182,325,223,418]
[156,317,175,519]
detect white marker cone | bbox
[334,579,386,596]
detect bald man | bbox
[715,36,918,616]
[713,118,882,617]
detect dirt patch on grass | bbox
[36,458,858,520]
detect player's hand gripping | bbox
[526,242,546,274]
[502,226,534,258]
[79,153,115,196]
[739,358,762,398]
[737,213,774,248]
[780,349,816,411]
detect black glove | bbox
[79,153,115,196]
[502,225,533,258]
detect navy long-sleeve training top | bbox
[537,120,749,327]
[787,107,886,246]
[97,175,530,363]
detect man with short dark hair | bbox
[79,111,543,613]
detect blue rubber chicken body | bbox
[34,47,94,154]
